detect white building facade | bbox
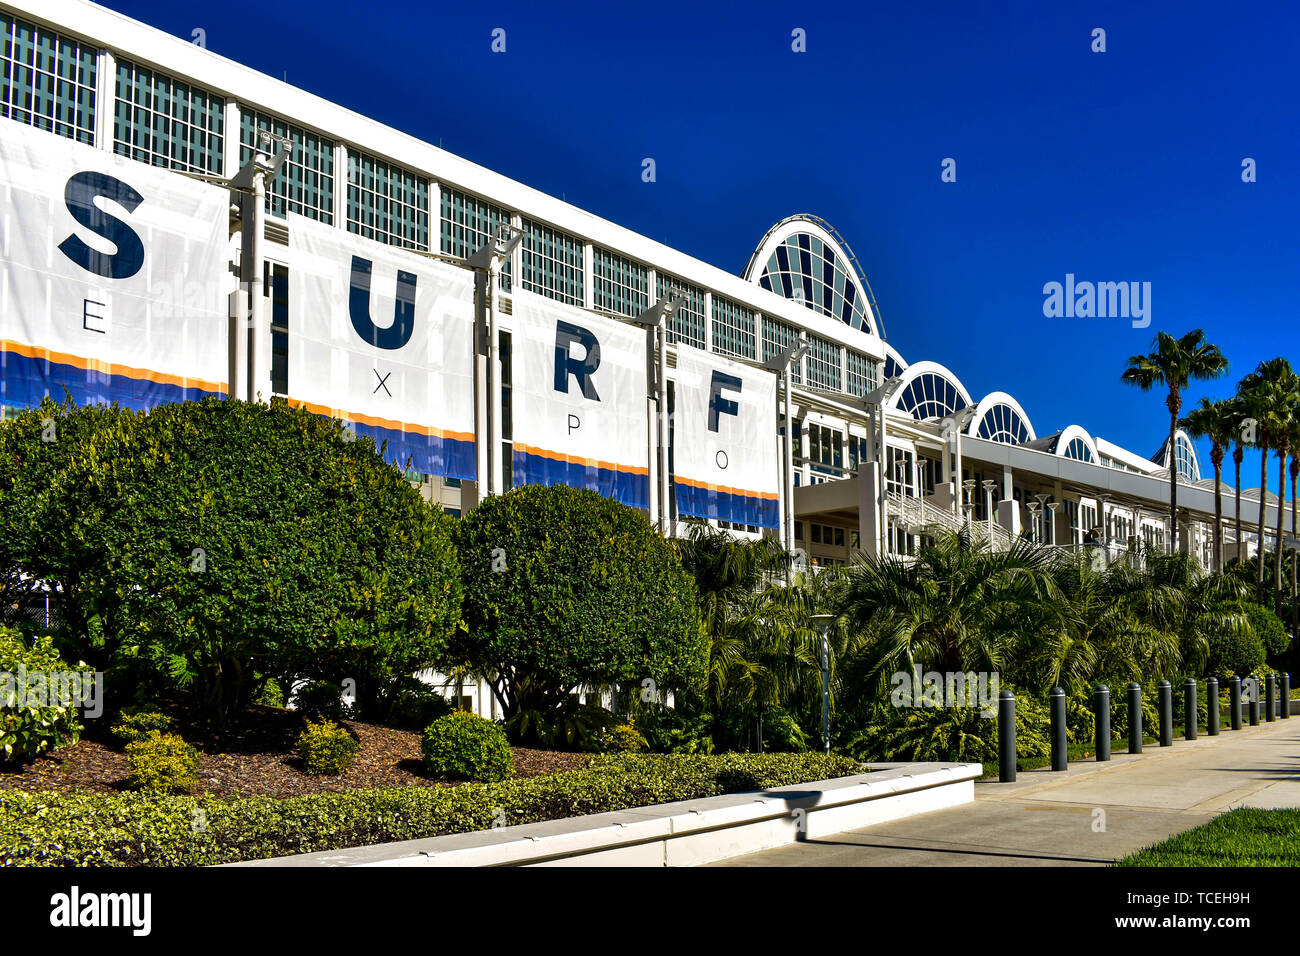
[0,0,1290,717]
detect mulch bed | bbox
[0,704,589,799]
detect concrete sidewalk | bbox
[714,717,1300,867]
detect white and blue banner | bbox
[287,213,476,479]
[0,119,230,411]
[510,289,649,508]
[671,346,779,528]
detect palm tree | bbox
[1239,359,1296,591]
[1121,330,1229,552]
[1226,395,1249,568]
[1180,397,1237,571]
[1270,377,1300,600]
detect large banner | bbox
[672,346,779,528]
[0,119,230,410]
[510,290,649,508]
[287,213,476,480]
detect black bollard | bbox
[1128,682,1143,754]
[1267,674,1276,722]
[1230,676,1242,731]
[1249,677,1260,726]
[1158,680,1173,746]
[1283,674,1292,719]
[1207,677,1219,736]
[999,689,1016,783]
[1094,684,1110,761]
[1050,686,1068,771]
[1184,678,1198,741]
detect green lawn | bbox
[1116,808,1300,866]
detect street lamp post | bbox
[811,613,835,754]
[1027,501,1041,544]
[1033,493,1051,544]
[228,133,290,403]
[464,224,524,496]
[982,478,998,547]
[962,478,976,536]
[635,293,688,534]
[1046,501,1061,549]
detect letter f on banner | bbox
[708,370,742,432]
[350,256,416,349]
[554,319,601,399]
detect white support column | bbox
[582,242,594,310]
[93,50,114,150]
[333,143,349,228]
[703,291,713,353]
[223,101,241,180]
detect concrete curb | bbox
[226,762,981,867]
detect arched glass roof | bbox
[888,361,972,421]
[744,215,880,336]
[1063,437,1094,462]
[1153,430,1201,482]
[969,391,1035,445]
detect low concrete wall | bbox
[230,762,980,868]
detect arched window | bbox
[1064,437,1094,462]
[976,403,1032,445]
[745,216,880,336]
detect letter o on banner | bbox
[715,449,729,470]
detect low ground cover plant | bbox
[1,752,860,866]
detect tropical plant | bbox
[839,533,1060,697]
[1121,330,1229,547]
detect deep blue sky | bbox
[104,0,1300,491]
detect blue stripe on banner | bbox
[352,420,476,482]
[512,448,650,510]
[675,480,780,529]
[0,349,222,410]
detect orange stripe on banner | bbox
[286,397,475,443]
[675,474,780,500]
[513,442,651,477]
[1,339,228,394]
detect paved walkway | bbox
[715,717,1300,867]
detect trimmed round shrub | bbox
[296,719,359,775]
[421,712,513,782]
[0,626,90,764]
[449,483,703,744]
[596,723,649,753]
[112,710,172,745]
[125,732,201,794]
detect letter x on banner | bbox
[0,119,230,411]
[287,213,477,480]
[509,289,649,508]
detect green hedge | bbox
[0,752,861,867]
